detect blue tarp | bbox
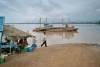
[0,16,5,52]
[0,33,2,52]
[0,17,4,31]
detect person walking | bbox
[41,32,47,47]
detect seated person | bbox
[2,35,7,45]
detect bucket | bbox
[24,47,28,52]
[0,57,4,63]
[28,47,33,52]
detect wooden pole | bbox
[46,17,47,23]
[40,18,41,28]
[62,18,63,28]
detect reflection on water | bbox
[34,31,78,46]
[63,31,78,39]
[46,31,78,39]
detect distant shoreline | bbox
[4,22,100,24]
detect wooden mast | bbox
[40,18,41,28]
[46,17,47,23]
[62,18,63,28]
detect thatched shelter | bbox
[3,25,32,40]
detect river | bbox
[5,24,100,46]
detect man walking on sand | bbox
[41,32,47,47]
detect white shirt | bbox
[27,36,37,47]
[43,35,46,41]
[27,37,33,47]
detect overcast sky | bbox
[0,0,100,23]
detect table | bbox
[1,44,18,53]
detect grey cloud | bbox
[37,0,61,12]
[0,0,100,23]
[49,0,61,9]
[0,0,23,12]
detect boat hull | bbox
[33,27,79,32]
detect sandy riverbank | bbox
[0,43,100,67]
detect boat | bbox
[33,18,78,32]
[33,26,78,32]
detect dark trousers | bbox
[41,41,47,47]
